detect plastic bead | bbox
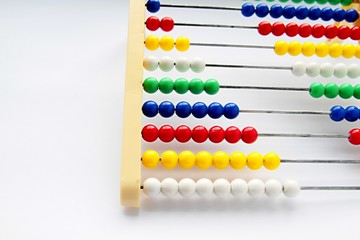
[265,179,282,198]
[316,0,328,4]
[348,64,360,78]
[242,127,258,144]
[310,82,325,98]
[343,44,356,59]
[299,23,312,38]
[345,8,359,23]
[143,178,161,197]
[325,25,338,39]
[178,151,196,169]
[176,101,192,118]
[242,3,256,17]
[324,83,339,99]
[306,62,320,77]
[174,78,189,94]
[285,22,299,37]
[212,151,229,170]
[192,126,208,143]
[338,26,351,40]
[159,36,174,51]
[175,125,192,143]
[345,106,360,122]
[159,77,174,94]
[288,41,302,56]
[334,63,348,78]
[196,179,213,197]
[190,58,206,73]
[354,85,360,99]
[349,128,360,145]
[231,179,248,197]
[223,103,240,119]
[145,35,159,51]
[247,152,263,170]
[302,42,316,56]
[308,6,321,21]
[159,125,175,143]
[295,6,309,20]
[161,178,178,197]
[142,124,158,142]
[341,0,353,6]
[330,105,346,122]
[208,102,224,119]
[196,151,212,170]
[316,42,330,57]
[225,126,242,144]
[329,43,343,58]
[146,16,160,31]
[178,178,196,197]
[192,102,208,119]
[292,61,306,76]
[283,5,296,19]
[159,56,174,72]
[146,0,160,13]
[269,4,283,19]
[255,4,269,18]
[142,150,160,169]
[311,24,325,38]
[292,0,302,3]
[175,58,190,73]
[204,79,220,95]
[356,46,360,59]
[213,179,231,197]
[329,0,341,4]
[283,180,301,198]
[263,152,281,170]
[142,100,159,118]
[333,8,346,22]
[143,77,158,94]
[320,63,334,78]
[229,152,247,170]
[248,179,265,197]
[258,21,272,36]
[272,22,286,36]
[143,55,159,71]
[160,17,174,32]
[158,101,175,118]
[209,126,225,143]
[339,84,354,99]
[304,0,316,3]
[161,150,178,169]
[351,26,360,40]
[320,7,334,21]
[175,36,190,52]
[189,78,205,94]
[274,41,288,56]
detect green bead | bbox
[316,0,328,4]
[324,83,339,99]
[279,0,289,2]
[174,78,189,94]
[204,79,220,95]
[189,78,205,94]
[267,0,275,2]
[354,85,360,99]
[341,0,353,6]
[339,83,354,99]
[143,77,158,94]
[304,0,316,4]
[291,0,303,3]
[159,77,174,94]
[329,0,341,5]
[309,82,325,98]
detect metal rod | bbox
[282,159,360,164]
[301,186,360,190]
[241,109,329,115]
[220,85,309,91]
[192,42,274,49]
[175,22,258,29]
[259,133,348,138]
[206,64,291,70]
[159,4,242,11]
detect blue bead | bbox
[192,102,208,119]
[345,106,360,122]
[320,7,334,21]
[242,3,255,17]
[142,100,159,118]
[146,0,161,13]
[295,6,309,20]
[308,6,321,20]
[159,101,175,118]
[223,103,240,119]
[269,4,283,19]
[333,8,346,22]
[283,5,296,19]
[255,4,269,18]
[176,101,192,118]
[330,105,346,122]
[208,102,224,119]
[345,9,359,23]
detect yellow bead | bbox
[301,42,315,57]
[274,40,288,56]
[329,43,343,58]
[247,152,263,170]
[288,41,302,56]
[212,151,229,170]
[316,42,329,57]
[159,36,174,51]
[145,35,159,51]
[142,150,160,169]
[355,46,360,59]
[342,44,356,59]
[161,150,178,169]
[263,152,281,170]
[196,151,212,170]
[178,151,196,169]
[229,152,247,170]
[175,36,190,52]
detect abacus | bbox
[121,0,360,208]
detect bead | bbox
[295,6,309,20]
[146,16,160,31]
[229,152,247,170]
[204,79,220,95]
[213,179,231,197]
[316,42,329,57]
[288,41,302,56]
[248,179,265,197]
[329,0,341,4]
[269,4,283,19]
[356,46,360,59]
[285,22,299,37]
[354,85,360,99]
[174,78,189,94]
[142,100,159,118]
[306,62,320,77]
[190,58,206,73]
[158,77,174,94]
[143,55,158,71]
[175,125,192,143]
[208,102,224,119]
[304,0,316,3]
[324,83,340,99]
[175,58,190,73]
[142,124,158,142]
[351,26,360,40]
[258,21,272,36]
[308,6,321,21]
[263,152,281,170]
[283,5,296,19]
[274,40,288,56]
[178,151,196,169]
[192,126,208,143]
[212,151,229,170]
[159,36,174,51]
[196,151,212,170]
[176,101,192,118]
[311,24,325,38]
[339,83,354,99]
[316,0,328,4]
[142,150,160,169]
[345,106,360,122]
[247,152,263,170]
[349,128,360,145]
[143,77,158,94]
[158,125,175,142]
[320,63,334,78]
[334,63,348,78]
[175,36,190,52]
[299,23,312,38]
[345,8,359,23]
[320,7,334,21]
[161,150,178,169]
[160,17,174,32]
[189,78,205,94]
[272,22,286,36]
[143,178,161,197]
[329,43,343,58]
[242,3,255,17]
[348,64,360,78]
[330,105,346,122]
[145,35,159,51]
[161,178,178,197]
[302,42,316,56]
[146,0,160,13]
[341,0,353,5]
[192,102,208,118]
[209,126,225,143]
[310,82,325,98]
[231,179,248,197]
[292,61,306,76]
[292,0,302,3]
[255,3,269,18]
[242,126,258,144]
[343,44,356,59]
[223,103,240,119]
[265,179,282,198]
[283,179,301,198]
[159,56,174,72]
[196,179,214,197]
[178,178,196,197]
[333,8,346,22]
[338,26,351,40]
[158,101,175,118]
[225,126,242,144]
[325,25,338,39]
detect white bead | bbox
[306,62,320,77]
[178,178,196,198]
[196,178,213,197]
[190,57,206,73]
[175,57,190,72]
[265,179,282,198]
[347,64,360,79]
[143,178,161,197]
[334,63,348,78]
[248,179,265,197]
[320,63,334,78]
[161,178,178,197]
[159,56,174,72]
[143,56,158,71]
[291,61,306,77]
[231,179,248,197]
[213,179,231,197]
[283,179,301,198]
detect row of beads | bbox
[275,41,360,59]
[145,35,190,52]
[142,150,281,170]
[143,56,205,72]
[310,82,360,99]
[259,21,360,40]
[331,106,360,122]
[146,16,174,32]
[143,178,300,198]
[251,0,352,6]
[292,62,360,78]
[241,3,358,22]
[142,124,258,144]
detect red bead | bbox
[225,126,242,144]
[175,125,192,143]
[192,126,208,143]
[325,25,338,39]
[208,126,225,143]
[142,124,158,142]
[348,128,360,145]
[145,16,160,31]
[241,126,258,144]
[271,22,285,37]
[158,125,175,143]
[298,23,312,38]
[351,26,360,40]
[338,25,351,40]
[258,21,272,36]
[285,22,299,37]
[160,17,174,32]
[311,24,325,38]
